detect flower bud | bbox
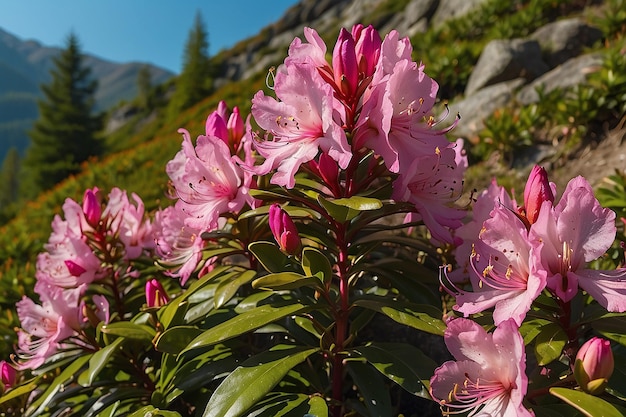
[146,279,169,308]
[205,111,229,145]
[575,337,614,395]
[523,165,554,225]
[352,24,381,77]
[227,106,245,147]
[332,28,358,97]
[1,360,16,391]
[83,188,101,227]
[269,204,301,255]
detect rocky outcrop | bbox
[212,0,607,146]
[464,39,549,96]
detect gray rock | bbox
[530,18,603,68]
[383,0,439,36]
[450,78,526,138]
[431,0,489,27]
[516,53,604,105]
[465,38,549,96]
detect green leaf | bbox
[252,272,323,291]
[78,338,123,386]
[301,247,332,284]
[201,346,319,417]
[347,361,393,417]
[306,396,328,417]
[181,303,308,354]
[25,354,91,416]
[0,381,39,406]
[318,196,382,222]
[99,321,156,341]
[534,323,567,366]
[353,298,445,335]
[155,326,204,354]
[213,269,257,309]
[519,318,552,345]
[128,406,183,417]
[550,387,624,417]
[354,342,436,398]
[246,393,310,416]
[249,241,292,273]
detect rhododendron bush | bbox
[2,25,626,417]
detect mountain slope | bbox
[0,27,175,160]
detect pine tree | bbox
[168,11,212,115]
[22,32,103,196]
[0,147,21,223]
[137,64,154,110]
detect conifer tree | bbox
[0,147,21,223]
[168,11,212,115]
[23,32,103,196]
[137,64,154,110]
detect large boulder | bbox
[450,78,526,138]
[465,38,549,96]
[530,18,603,68]
[516,52,604,105]
[431,0,489,27]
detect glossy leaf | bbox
[550,387,624,417]
[354,342,436,398]
[246,392,310,416]
[249,241,292,273]
[0,381,39,406]
[201,346,319,417]
[213,269,257,309]
[534,322,567,366]
[347,361,393,417]
[99,321,156,341]
[252,272,323,291]
[353,298,445,335]
[301,247,332,284]
[181,303,308,354]
[318,196,382,222]
[519,318,552,345]
[128,406,183,417]
[78,338,123,386]
[155,326,204,354]
[25,354,91,416]
[307,396,328,417]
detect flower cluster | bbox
[431,166,626,415]
[14,188,155,370]
[2,23,625,417]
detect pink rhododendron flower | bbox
[453,205,547,326]
[531,176,626,310]
[102,188,154,259]
[154,205,206,285]
[356,58,452,174]
[352,24,382,78]
[36,211,101,288]
[82,187,102,228]
[168,129,253,231]
[430,318,534,417]
[452,179,518,282]
[332,28,359,97]
[16,284,83,370]
[391,141,466,244]
[251,62,351,188]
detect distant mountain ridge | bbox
[0,27,175,160]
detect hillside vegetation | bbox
[0,0,625,355]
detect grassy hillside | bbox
[0,0,624,357]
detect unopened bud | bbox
[146,279,169,308]
[1,360,16,391]
[269,204,301,255]
[523,165,554,225]
[332,28,358,97]
[575,337,614,395]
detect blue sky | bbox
[0,0,299,74]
